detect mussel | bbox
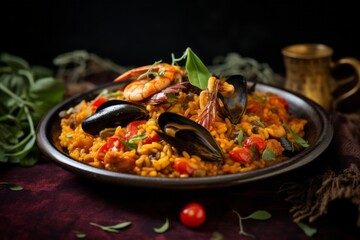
[156,112,224,162]
[218,74,248,124]
[278,137,302,157]
[82,100,149,135]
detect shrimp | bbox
[114,63,184,101]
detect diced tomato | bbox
[125,120,146,141]
[246,101,263,116]
[97,134,125,162]
[242,136,266,152]
[90,96,107,109]
[174,158,195,175]
[269,96,288,110]
[228,147,252,164]
[143,133,161,144]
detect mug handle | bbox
[331,57,360,110]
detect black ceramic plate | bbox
[36,82,333,189]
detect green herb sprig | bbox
[232,210,272,238]
[282,122,309,148]
[0,53,65,166]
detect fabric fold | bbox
[282,111,360,227]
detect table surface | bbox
[1,150,359,240]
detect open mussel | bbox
[82,100,149,135]
[218,74,248,124]
[156,112,224,162]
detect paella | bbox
[58,49,309,178]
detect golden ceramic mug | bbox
[282,43,360,111]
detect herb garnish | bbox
[297,222,317,237]
[0,181,23,191]
[172,47,211,90]
[73,231,86,239]
[236,130,244,146]
[0,53,65,166]
[90,221,132,233]
[210,231,224,240]
[122,134,148,150]
[138,60,163,80]
[262,148,276,160]
[153,218,169,233]
[282,122,309,148]
[232,210,272,238]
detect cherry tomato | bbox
[228,146,252,163]
[174,158,194,175]
[180,202,206,227]
[242,136,266,152]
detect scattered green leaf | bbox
[167,93,178,103]
[297,222,317,237]
[262,148,276,161]
[232,209,272,238]
[0,181,23,191]
[74,231,86,239]
[243,210,272,220]
[253,94,267,103]
[128,134,147,144]
[153,218,169,233]
[236,130,243,146]
[90,221,132,233]
[210,231,224,240]
[253,119,265,128]
[282,122,309,148]
[122,134,148,150]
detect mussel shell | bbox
[82,100,148,135]
[157,112,224,162]
[278,137,302,157]
[219,74,247,124]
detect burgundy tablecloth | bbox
[1,149,359,240]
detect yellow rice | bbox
[58,89,308,178]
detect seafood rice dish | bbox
[58,60,308,178]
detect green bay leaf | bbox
[185,48,211,90]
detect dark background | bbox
[2,0,359,74]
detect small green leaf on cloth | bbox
[0,182,23,191]
[153,218,169,233]
[243,210,272,220]
[74,231,87,239]
[297,222,317,237]
[90,221,132,233]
